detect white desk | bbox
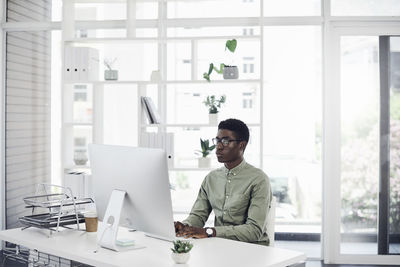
[0,227,306,267]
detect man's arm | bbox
[182,178,212,228]
[214,177,272,243]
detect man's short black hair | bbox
[218,118,249,143]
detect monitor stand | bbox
[97,189,144,252]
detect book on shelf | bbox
[141,96,161,124]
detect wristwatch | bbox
[205,227,214,238]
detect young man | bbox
[174,118,273,246]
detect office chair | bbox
[266,196,276,246]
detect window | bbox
[74,137,86,147]
[242,57,255,75]
[242,92,254,109]
[331,0,400,16]
[243,29,249,36]
[168,0,260,18]
[263,26,322,252]
[264,0,320,16]
[74,2,127,21]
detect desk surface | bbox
[0,227,306,267]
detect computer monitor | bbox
[88,144,176,247]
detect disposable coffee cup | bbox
[84,211,98,232]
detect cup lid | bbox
[84,211,97,218]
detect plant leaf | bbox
[171,241,193,254]
[213,63,224,74]
[203,72,210,82]
[208,63,214,75]
[225,39,237,53]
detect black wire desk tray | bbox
[19,212,85,229]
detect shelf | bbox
[165,79,260,84]
[170,167,216,172]
[141,123,261,128]
[63,79,261,85]
[64,80,156,85]
[63,122,93,126]
[64,165,215,172]
[65,37,159,43]
[64,165,91,171]
[64,35,261,44]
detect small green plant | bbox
[203,95,226,114]
[203,39,237,82]
[104,58,117,70]
[171,240,193,254]
[196,138,216,158]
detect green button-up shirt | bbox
[183,159,272,246]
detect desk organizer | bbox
[19,183,94,236]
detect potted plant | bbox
[203,95,226,125]
[104,57,118,80]
[196,138,216,168]
[203,39,238,82]
[171,240,193,264]
[73,149,88,166]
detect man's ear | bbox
[239,141,247,151]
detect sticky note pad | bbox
[116,238,136,247]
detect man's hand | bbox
[174,221,187,233]
[176,225,207,239]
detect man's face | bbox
[215,129,245,163]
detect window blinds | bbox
[5,0,51,229]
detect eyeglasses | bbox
[212,137,242,147]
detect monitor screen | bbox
[88,144,175,241]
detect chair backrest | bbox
[266,196,276,246]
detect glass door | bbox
[324,28,400,264]
[339,35,380,255]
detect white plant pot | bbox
[198,157,211,168]
[209,113,218,125]
[104,70,118,80]
[171,252,190,264]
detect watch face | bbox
[206,228,213,235]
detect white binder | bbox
[71,47,80,81]
[64,46,73,81]
[64,47,99,82]
[79,47,99,81]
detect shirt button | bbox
[228,180,231,183]
[226,195,229,199]
[223,211,226,215]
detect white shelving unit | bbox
[60,0,264,176]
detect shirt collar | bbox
[224,159,247,176]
